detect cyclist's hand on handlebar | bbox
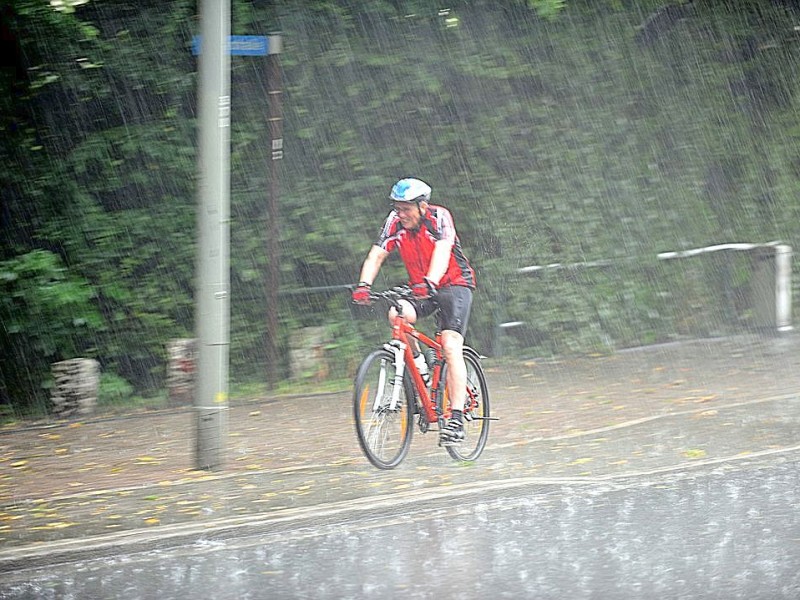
[352,282,372,305]
[412,278,437,300]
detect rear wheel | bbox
[353,349,414,469]
[440,351,490,462]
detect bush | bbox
[97,372,135,407]
[0,250,103,409]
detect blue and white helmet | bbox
[389,178,432,203]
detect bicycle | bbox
[352,286,493,469]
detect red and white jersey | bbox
[375,204,476,289]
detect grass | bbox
[230,377,352,403]
[0,376,354,428]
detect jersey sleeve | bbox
[375,211,400,252]
[434,206,457,244]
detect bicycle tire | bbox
[439,350,491,462]
[353,348,415,469]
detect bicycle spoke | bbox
[365,407,404,460]
[442,351,490,462]
[353,349,414,469]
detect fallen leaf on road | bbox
[135,456,161,464]
[695,395,717,403]
[694,410,718,418]
[683,449,707,459]
[31,521,76,530]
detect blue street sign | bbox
[192,35,274,56]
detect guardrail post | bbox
[752,244,793,332]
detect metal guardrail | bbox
[271,243,793,358]
[278,284,354,296]
[516,241,786,274]
[507,241,793,334]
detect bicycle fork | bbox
[378,340,407,412]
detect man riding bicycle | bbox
[352,178,476,445]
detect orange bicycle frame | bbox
[390,314,449,424]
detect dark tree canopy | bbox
[2,0,798,412]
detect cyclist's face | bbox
[394,202,425,229]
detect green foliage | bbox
[0,250,103,405]
[97,372,134,406]
[528,0,566,19]
[2,0,800,411]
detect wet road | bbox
[2,334,800,598]
[2,454,799,599]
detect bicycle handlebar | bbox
[368,286,414,308]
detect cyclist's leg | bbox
[388,300,422,353]
[388,300,418,326]
[434,286,473,441]
[441,330,466,413]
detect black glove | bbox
[412,278,437,300]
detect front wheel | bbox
[353,349,414,469]
[439,351,491,462]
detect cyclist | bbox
[352,177,476,445]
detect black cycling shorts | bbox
[412,285,473,336]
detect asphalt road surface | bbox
[2,334,800,599]
[1,454,799,599]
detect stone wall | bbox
[50,358,100,418]
[289,326,332,381]
[166,338,196,406]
